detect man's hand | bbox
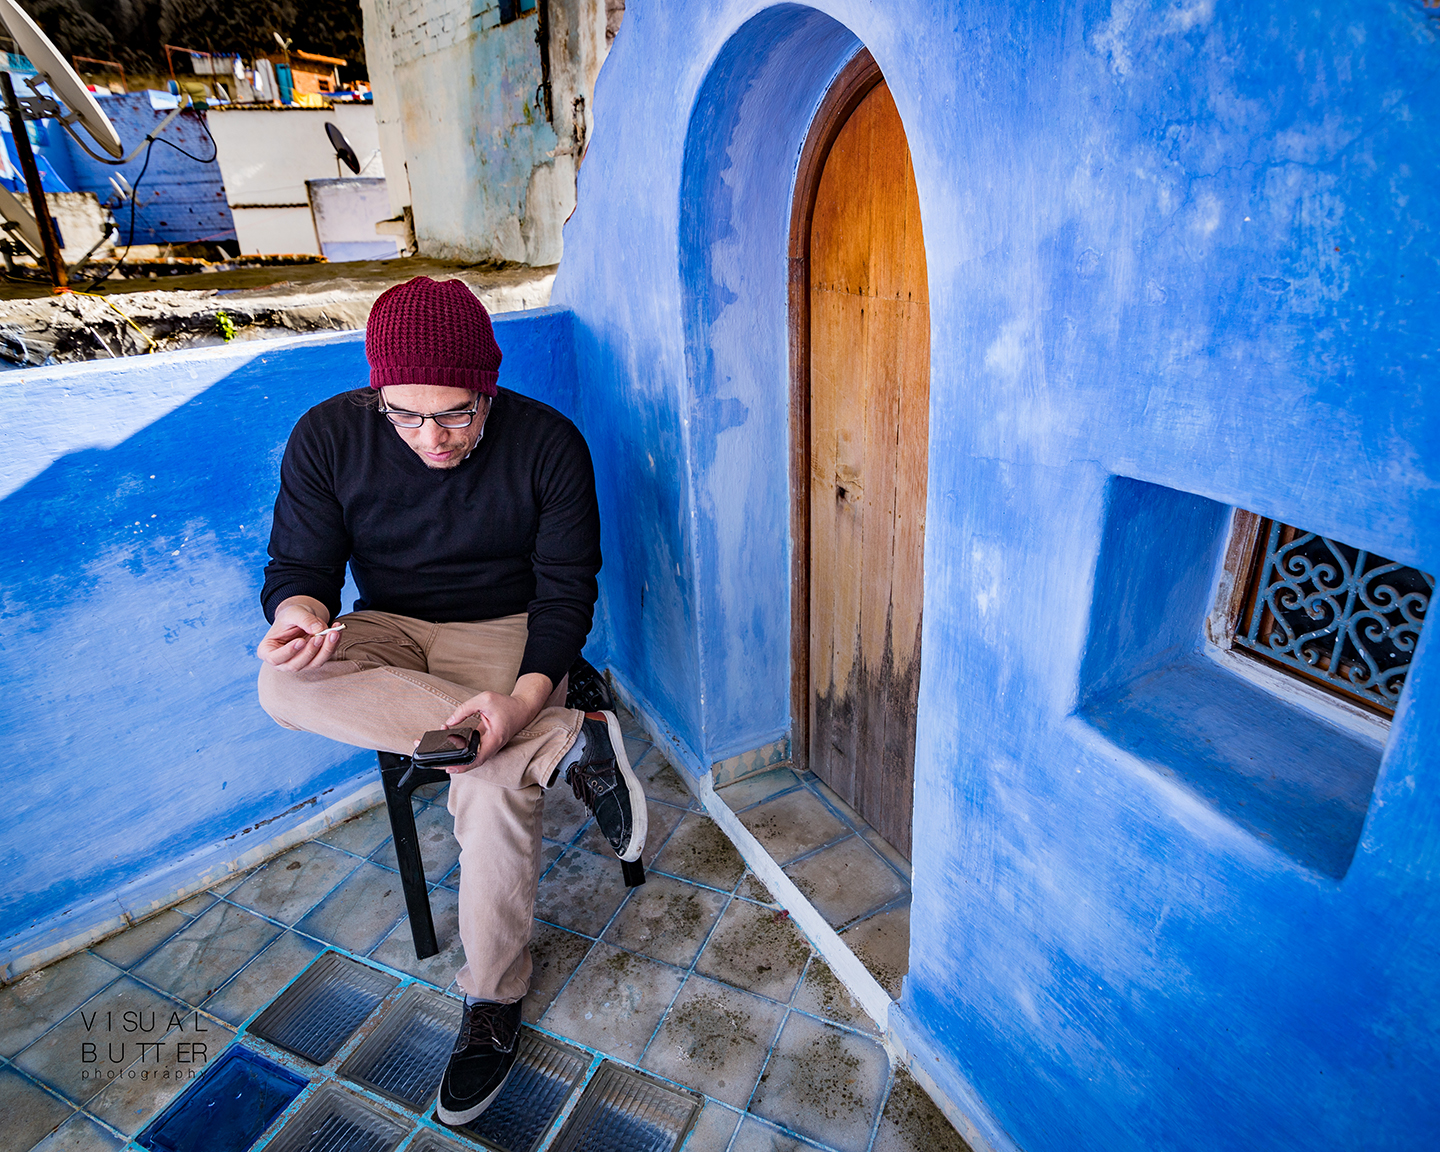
[431,672,555,773]
[258,596,340,672]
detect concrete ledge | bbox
[0,772,383,984]
[605,670,890,1019]
[695,771,892,1031]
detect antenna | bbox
[325,121,360,176]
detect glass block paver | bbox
[0,703,964,1152]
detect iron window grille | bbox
[1218,511,1432,717]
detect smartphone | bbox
[413,726,481,768]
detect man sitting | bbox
[255,276,645,1126]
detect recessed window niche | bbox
[1077,476,1386,880]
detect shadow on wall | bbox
[0,309,579,971]
[0,341,373,948]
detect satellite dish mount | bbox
[0,0,181,288]
[325,121,360,176]
[0,71,66,287]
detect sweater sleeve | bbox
[260,412,352,623]
[519,421,602,685]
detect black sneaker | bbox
[565,711,647,862]
[435,998,521,1128]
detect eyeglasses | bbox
[378,395,483,429]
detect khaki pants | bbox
[257,610,584,1003]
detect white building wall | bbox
[207,105,389,255]
[359,0,415,218]
[359,0,618,266]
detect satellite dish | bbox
[0,180,43,255]
[325,121,360,175]
[0,0,122,159]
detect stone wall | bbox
[359,0,619,264]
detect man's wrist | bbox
[274,595,330,627]
[510,672,555,721]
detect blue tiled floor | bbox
[0,706,962,1152]
[718,766,913,1005]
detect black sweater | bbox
[261,388,601,686]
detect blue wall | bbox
[2,121,77,193]
[553,2,1439,1149]
[62,93,236,246]
[0,308,578,971]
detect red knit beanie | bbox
[365,276,502,395]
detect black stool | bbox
[377,751,453,959]
[379,658,644,960]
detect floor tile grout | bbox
[839,891,913,932]
[634,875,745,1067]
[5,718,905,1152]
[718,765,912,873]
[628,827,877,1137]
[5,961,225,1130]
[4,957,129,1068]
[772,827,863,869]
[721,779,809,816]
[4,1065,138,1152]
[724,774,913,894]
[797,776,913,888]
[520,907,882,1046]
[863,1062,899,1152]
[531,779,686,1027]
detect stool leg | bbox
[378,752,440,960]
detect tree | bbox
[16,0,117,62]
[14,0,365,72]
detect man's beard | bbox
[417,449,465,470]
[410,437,477,469]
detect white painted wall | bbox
[15,192,112,262]
[359,0,414,218]
[358,0,618,265]
[229,205,320,256]
[207,105,389,256]
[207,105,386,205]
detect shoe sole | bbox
[435,1062,514,1127]
[599,710,648,861]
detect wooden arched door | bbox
[790,55,928,860]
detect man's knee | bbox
[448,774,543,843]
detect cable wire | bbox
[80,136,154,291]
[81,108,219,292]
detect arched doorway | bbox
[790,52,929,860]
